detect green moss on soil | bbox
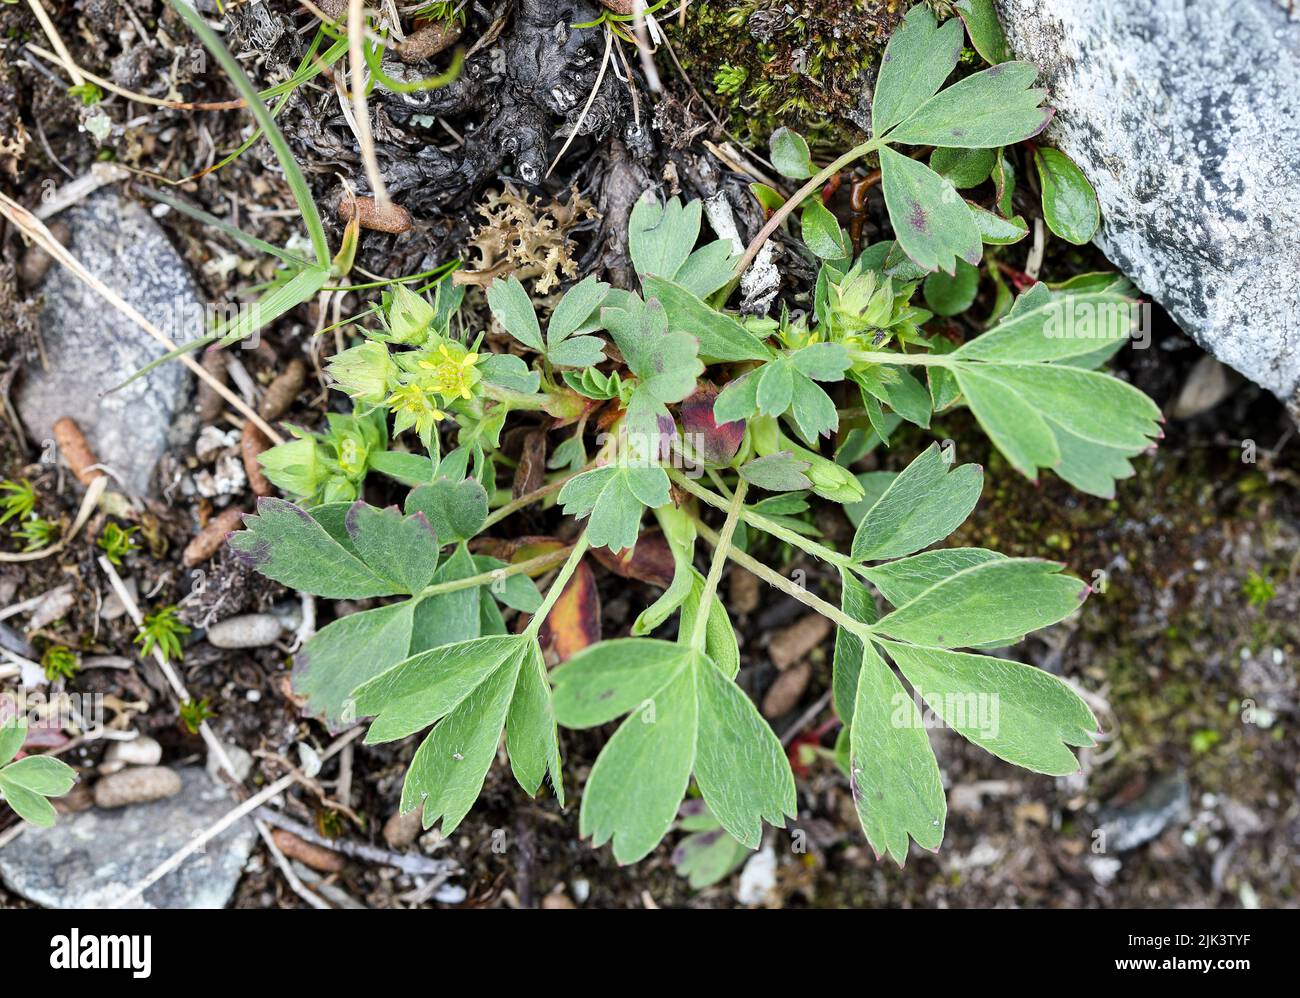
[665,0,905,151]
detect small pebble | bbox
[18,220,71,288]
[729,566,760,615]
[762,660,812,719]
[182,506,246,567]
[205,613,285,649]
[207,742,253,784]
[337,195,413,234]
[103,735,163,770]
[270,829,345,873]
[93,766,182,809]
[767,614,831,670]
[383,806,425,849]
[240,421,273,496]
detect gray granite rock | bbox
[0,767,256,909]
[16,191,195,495]
[995,0,1300,409]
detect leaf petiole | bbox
[691,518,874,640]
[688,479,747,651]
[668,469,867,578]
[523,531,591,640]
[415,545,574,601]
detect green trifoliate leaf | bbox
[954,0,1012,63]
[871,558,1087,648]
[228,498,399,598]
[554,639,794,861]
[885,62,1052,148]
[862,548,1006,607]
[1034,147,1101,245]
[558,464,671,553]
[641,276,772,363]
[603,296,703,446]
[485,276,543,352]
[952,363,1160,495]
[487,274,608,369]
[344,501,439,594]
[879,640,1099,775]
[404,478,488,544]
[871,4,964,137]
[294,601,416,730]
[352,634,563,830]
[929,146,996,189]
[850,443,983,561]
[879,146,982,275]
[848,639,945,864]
[628,192,701,280]
[769,126,814,179]
[0,725,79,827]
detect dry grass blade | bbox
[546,28,614,179]
[349,0,392,209]
[24,42,244,110]
[0,192,284,444]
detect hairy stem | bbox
[524,531,591,639]
[689,478,747,651]
[483,470,580,528]
[692,519,872,640]
[416,544,574,600]
[850,350,954,367]
[669,469,869,579]
[723,137,886,299]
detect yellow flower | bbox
[385,383,446,440]
[417,342,481,402]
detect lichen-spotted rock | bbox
[16,191,194,496]
[995,0,1300,410]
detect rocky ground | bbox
[0,1,1295,908]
